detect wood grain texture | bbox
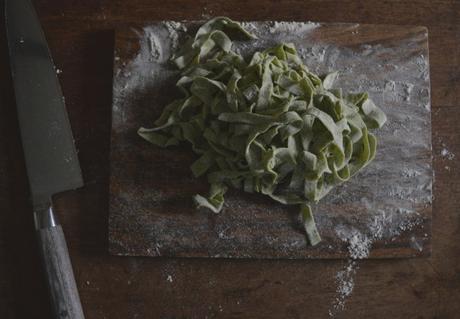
[109,22,432,259]
[36,224,85,319]
[0,0,459,318]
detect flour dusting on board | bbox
[113,23,187,124]
[162,21,187,51]
[147,32,162,60]
[268,21,320,34]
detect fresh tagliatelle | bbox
[138,17,387,246]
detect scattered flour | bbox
[361,44,374,56]
[147,33,162,60]
[268,21,320,34]
[113,24,180,123]
[403,83,414,101]
[166,274,173,283]
[329,226,371,318]
[347,233,371,259]
[414,54,429,81]
[384,80,395,91]
[388,185,411,200]
[410,235,423,252]
[329,260,358,317]
[441,147,455,160]
[163,21,187,51]
[335,226,372,260]
[420,87,431,111]
[300,46,327,64]
[329,204,422,317]
[401,168,421,178]
[240,22,257,32]
[201,6,212,20]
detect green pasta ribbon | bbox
[138,17,387,246]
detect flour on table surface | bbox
[329,202,423,317]
[441,147,455,160]
[329,260,358,317]
[410,235,424,252]
[200,7,212,20]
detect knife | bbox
[5,0,85,318]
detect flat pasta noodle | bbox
[138,17,387,246]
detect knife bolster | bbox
[34,205,59,229]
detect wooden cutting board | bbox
[109,21,432,259]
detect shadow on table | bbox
[52,29,116,257]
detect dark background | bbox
[0,1,459,318]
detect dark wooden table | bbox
[0,1,459,318]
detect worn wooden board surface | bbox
[109,21,432,259]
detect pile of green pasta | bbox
[138,17,387,245]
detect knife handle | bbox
[34,206,85,319]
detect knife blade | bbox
[6,0,85,318]
[6,0,83,206]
